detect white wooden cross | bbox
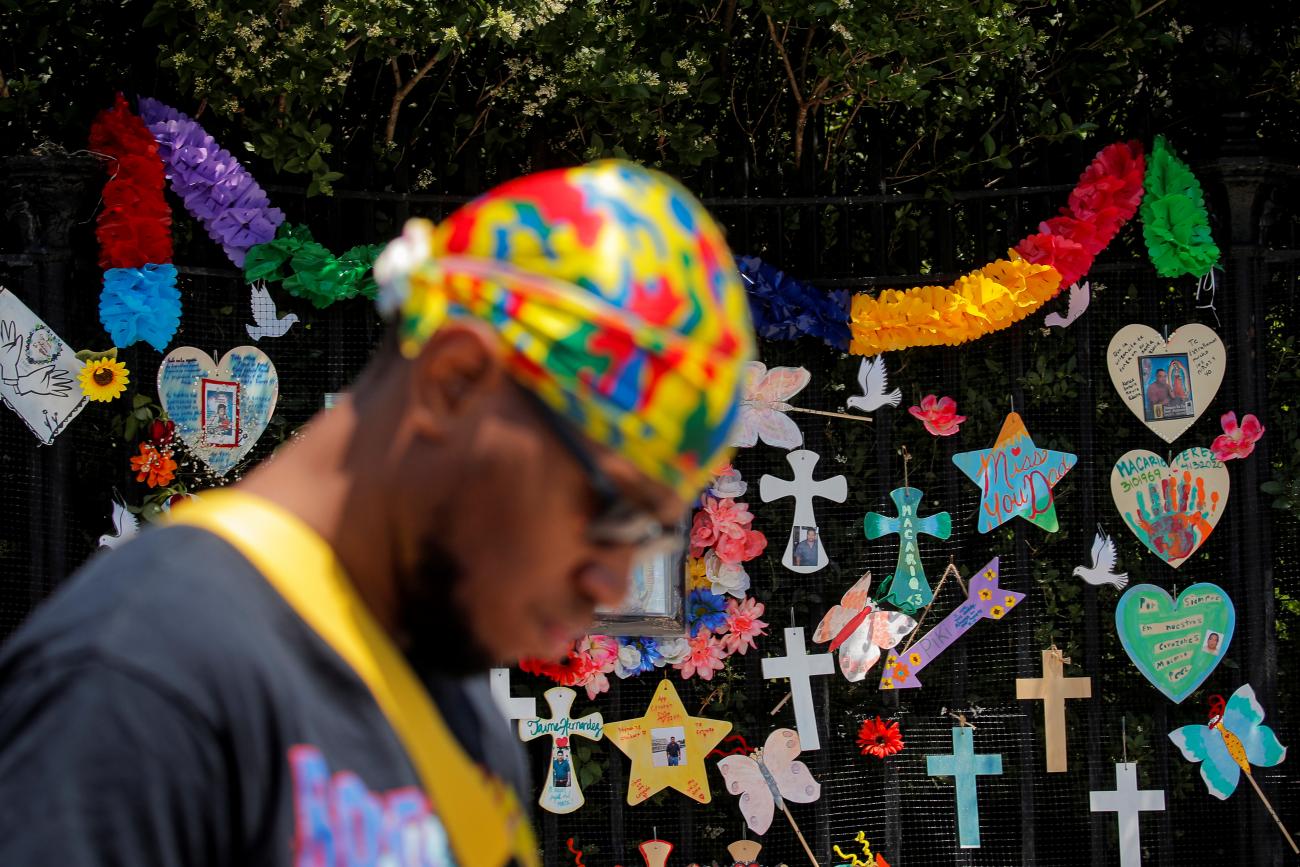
[517,686,604,814]
[1015,648,1092,773]
[759,449,848,574]
[489,667,537,721]
[1090,763,1165,867]
[761,626,835,751]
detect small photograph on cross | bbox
[791,526,821,568]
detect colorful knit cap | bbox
[373,161,756,500]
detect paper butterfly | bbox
[813,572,917,682]
[1169,684,1287,800]
[731,361,810,450]
[717,728,821,834]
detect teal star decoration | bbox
[952,412,1077,533]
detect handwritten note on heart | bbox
[1116,582,1235,703]
[157,345,279,477]
[1111,447,1228,569]
[1107,323,1225,443]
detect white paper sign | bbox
[0,286,87,444]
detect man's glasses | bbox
[516,384,684,559]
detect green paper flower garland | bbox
[242,223,383,309]
[1140,135,1221,279]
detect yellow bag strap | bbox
[168,490,538,867]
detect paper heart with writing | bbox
[1106,323,1225,443]
[157,345,279,476]
[1111,447,1228,568]
[1116,582,1235,703]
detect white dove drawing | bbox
[98,499,139,549]
[1044,281,1091,329]
[846,355,901,413]
[245,283,299,341]
[1074,529,1128,590]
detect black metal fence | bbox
[1,149,1297,866]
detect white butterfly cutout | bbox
[730,361,810,450]
[812,572,917,682]
[846,355,901,413]
[1044,281,1091,329]
[717,728,821,835]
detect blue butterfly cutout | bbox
[1169,684,1287,800]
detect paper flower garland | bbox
[736,255,852,351]
[137,97,285,269]
[89,94,181,352]
[78,357,130,402]
[1140,135,1221,278]
[848,140,1143,356]
[99,264,183,352]
[243,223,383,308]
[1016,140,1146,287]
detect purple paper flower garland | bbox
[735,254,852,351]
[137,97,284,268]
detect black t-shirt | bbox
[0,525,529,866]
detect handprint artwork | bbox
[1111,448,1229,568]
[0,287,88,444]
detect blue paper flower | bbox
[735,255,852,351]
[687,589,729,637]
[99,263,182,352]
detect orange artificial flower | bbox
[131,442,177,488]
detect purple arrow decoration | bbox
[878,557,1024,690]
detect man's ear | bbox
[408,320,506,439]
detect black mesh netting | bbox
[0,168,1296,867]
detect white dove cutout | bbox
[246,282,299,341]
[1044,281,1091,329]
[717,728,821,835]
[98,499,139,549]
[1074,529,1128,589]
[846,355,901,413]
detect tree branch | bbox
[386,52,440,143]
[765,15,803,105]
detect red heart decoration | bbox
[1011,446,1022,456]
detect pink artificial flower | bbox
[713,527,767,564]
[674,631,727,680]
[581,671,611,701]
[690,495,759,559]
[721,597,769,655]
[575,635,619,670]
[908,394,967,437]
[1211,411,1265,462]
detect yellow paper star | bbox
[603,679,732,805]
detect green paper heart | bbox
[1115,582,1235,703]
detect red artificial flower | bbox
[519,648,595,687]
[1211,411,1265,462]
[148,418,176,446]
[857,716,904,758]
[908,394,966,437]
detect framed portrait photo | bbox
[201,378,241,448]
[591,538,688,637]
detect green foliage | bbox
[9,0,1280,196]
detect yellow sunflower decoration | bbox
[79,357,130,402]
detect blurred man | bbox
[0,161,754,867]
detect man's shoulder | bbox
[0,525,304,717]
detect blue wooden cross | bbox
[927,726,1002,848]
[864,487,951,613]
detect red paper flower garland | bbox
[1014,140,1146,287]
[89,94,173,269]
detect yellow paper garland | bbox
[849,256,1062,356]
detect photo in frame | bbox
[592,527,687,636]
[201,378,240,448]
[1139,352,1195,422]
